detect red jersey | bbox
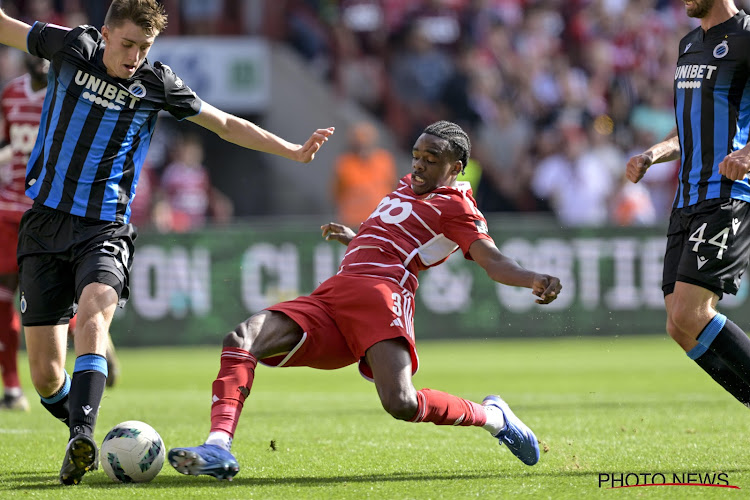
[0,74,45,221]
[161,161,211,229]
[338,174,493,295]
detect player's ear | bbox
[101,25,110,40]
[451,160,463,176]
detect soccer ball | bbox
[100,420,165,483]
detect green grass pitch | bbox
[0,335,748,499]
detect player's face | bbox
[684,0,715,18]
[411,133,461,195]
[101,20,157,79]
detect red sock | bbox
[209,347,258,437]
[0,296,21,389]
[409,388,487,427]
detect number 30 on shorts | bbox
[392,293,403,316]
[390,291,414,338]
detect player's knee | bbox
[668,302,702,336]
[28,363,64,397]
[380,392,418,421]
[666,310,705,351]
[223,312,264,350]
[665,317,682,341]
[223,327,247,349]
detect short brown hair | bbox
[104,0,168,36]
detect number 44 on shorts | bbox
[688,220,740,260]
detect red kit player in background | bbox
[0,55,119,411]
[0,54,47,410]
[168,120,563,480]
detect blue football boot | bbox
[482,395,540,466]
[168,444,240,480]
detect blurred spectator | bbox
[177,0,244,35]
[284,0,335,78]
[178,0,225,35]
[439,44,482,130]
[0,1,708,227]
[159,133,234,232]
[331,25,387,115]
[339,0,388,55]
[473,99,533,213]
[75,0,108,27]
[127,162,158,229]
[18,0,65,25]
[402,0,464,52]
[611,174,657,226]
[333,121,397,227]
[531,115,616,227]
[581,114,624,188]
[331,0,390,115]
[628,82,674,149]
[387,21,454,147]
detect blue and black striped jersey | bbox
[25,22,202,223]
[674,10,750,209]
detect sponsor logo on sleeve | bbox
[474,220,488,234]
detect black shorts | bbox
[662,198,750,298]
[17,203,136,326]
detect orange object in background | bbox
[333,122,397,227]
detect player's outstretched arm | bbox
[321,222,355,246]
[625,127,680,184]
[188,102,334,163]
[469,238,562,305]
[0,9,32,53]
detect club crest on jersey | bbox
[160,64,184,87]
[128,80,147,98]
[713,40,729,59]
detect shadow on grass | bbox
[6,466,749,491]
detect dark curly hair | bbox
[422,120,471,173]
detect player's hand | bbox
[530,274,562,304]
[625,152,652,184]
[294,127,335,163]
[321,222,356,246]
[719,148,750,180]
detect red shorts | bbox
[262,274,419,381]
[0,217,20,274]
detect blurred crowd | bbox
[277,0,704,227]
[3,0,750,229]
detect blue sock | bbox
[40,371,71,425]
